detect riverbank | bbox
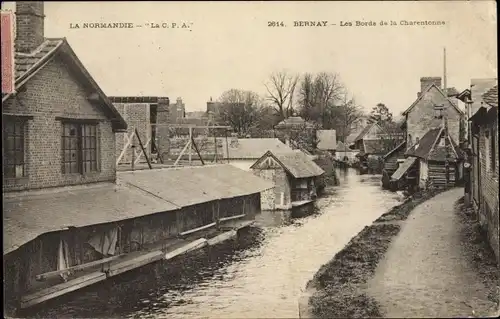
[302,187,449,318]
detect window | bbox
[62,122,98,174]
[3,118,26,178]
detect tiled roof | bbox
[405,127,462,161]
[275,150,325,178]
[3,38,127,131]
[4,183,177,255]
[482,85,498,108]
[251,150,324,178]
[118,164,273,208]
[220,138,294,159]
[15,39,63,80]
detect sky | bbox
[2,1,497,116]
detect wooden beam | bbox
[35,254,124,282]
[135,128,152,169]
[21,272,106,309]
[174,139,191,166]
[151,124,231,129]
[106,250,164,277]
[164,238,208,260]
[219,214,245,223]
[191,135,205,165]
[179,222,216,237]
[207,230,237,246]
[134,138,151,164]
[116,130,135,165]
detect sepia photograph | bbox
[1,1,498,318]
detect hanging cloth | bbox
[57,237,71,281]
[87,227,119,256]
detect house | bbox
[2,1,128,193]
[251,150,325,211]
[334,141,359,164]
[352,122,398,173]
[274,115,317,151]
[403,126,464,189]
[402,77,464,151]
[468,85,498,263]
[386,76,466,190]
[218,136,295,171]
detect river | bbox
[25,168,401,319]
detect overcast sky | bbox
[2,1,497,115]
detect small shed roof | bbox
[391,157,417,181]
[251,150,325,179]
[118,164,273,208]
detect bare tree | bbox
[215,89,263,135]
[297,72,345,128]
[335,94,363,143]
[265,71,299,119]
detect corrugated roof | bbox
[220,138,294,159]
[482,85,498,108]
[118,164,273,208]
[3,183,177,255]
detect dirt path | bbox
[367,188,498,318]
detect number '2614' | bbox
[268,21,285,27]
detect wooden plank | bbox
[164,238,208,260]
[107,250,164,277]
[207,230,237,246]
[219,214,245,223]
[191,135,205,165]
[179,222,216,236]
[36,254,124,281]
[21,272,106,309]
[219,220,255,231]
[174,140,191,166]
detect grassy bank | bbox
[305,188,448,318]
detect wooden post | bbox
[188,126,193,165]
[131,144,136,171]
[135,128,153,169]
[191,136,205,165]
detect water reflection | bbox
[26,168,401,319]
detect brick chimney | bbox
[155,97,171,160]
[15,2,45,53]
[420,77,442,94]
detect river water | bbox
[26,168,401,319]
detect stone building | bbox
[251,150,324,211]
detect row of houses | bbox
[2,2,327,312]
[379,75,498,263]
